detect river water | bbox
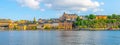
[0,30,120,45]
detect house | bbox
[27,24,38,30]
[51,22,59,29]
[60,12,78,21]
[0,19,13,30]
[15,20,29,24]
[79,16,87,20]
[37,22,59,29]
[17,25,27,30]
[38,18,60,29]
[38,19,48,23]
[43,23,52,29]
[50,18,59,22]
[58,21,73,30]
[96,15,107,20]
[8,23,17,30]
[0,19,13,26]
[37,24,44,29]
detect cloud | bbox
[40,9,45,11]
[45,3,52,8]
[101,2,104,5]
[16,0,41,9]
[93,8,104,12]
[43,0,104,12]
[16,0,104,12]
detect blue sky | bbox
[0,0,120,20]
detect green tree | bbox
[117,15,120,19]
[112,14,117,19]
[111,19,117,23]
[76,16,81,21]
[33,17,37,23]
[88,14,96,19]
[74,17,83,26]
[107,15,112,19]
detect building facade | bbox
[96,15,107,20]
[60,12,78,21]
[0,19,13,30]
[58,21,73,30]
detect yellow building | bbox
[43,23,52,29]
[27,24,38,30]
[0,19,14,30]
[96,15,107,20]
[17,25,27,30]
[16,20,28,24]
[58,21,73,30]
[0,19,13,25]
[8,23,18,30]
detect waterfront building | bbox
[37,23,59,29]
[79,16,87,20]
[27,24,38,30]
[38,19,48,23]
[15,20,29,24]
[37,24,44,29]
[8,23,18,30]
[17,25,27,30]
[58,21,73,30]
[51,22,59,29]
[96,15,107,20]
[59,12,78,21]
[0,19,13,25]
[50,18,59,23]
[43,23,52,29]
[0,19,13,30]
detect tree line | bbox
[74,14,120,29]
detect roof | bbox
[0,19,13,23]
[59,20,73,23]
[63,12,78,16]
[28,24,37,26]
[96,15,107,16]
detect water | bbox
[0,30,120,45]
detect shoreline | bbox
[0,28,120,31]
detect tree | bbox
[117,15,120,19]
[85,15,89,20]
[33,17,37,23]
[88,14,96,19]
[76,16,81,21]
[74,16,83,26]
[107,15,112,19]
[111,19,117,23]
[112,14,117,19]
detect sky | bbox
[0,0,120,20]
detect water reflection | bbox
[0,31,120,45]
[9,31,41,45]
[58,31,120,45]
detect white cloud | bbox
[45,3,52,8]
[93,8,104,12]
[16,0,41,9]
[43,0,104,11]
[101,2,104,5]
[40,9,45,11]
[16,0,104,12]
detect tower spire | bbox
[64,12,66,14]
